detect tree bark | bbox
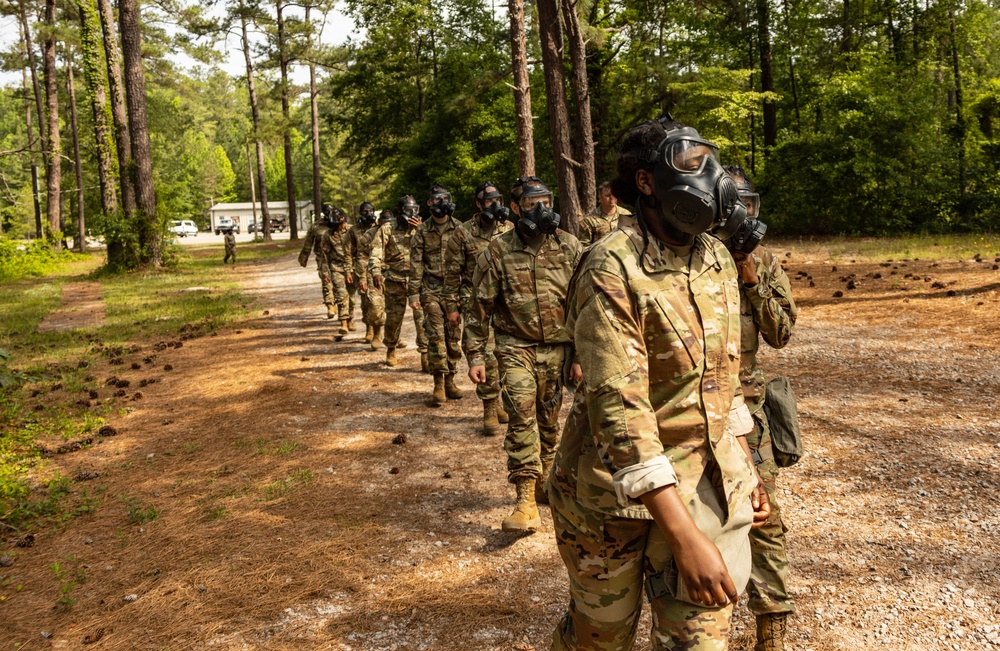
[67,55,87,253]
[782,0,802,134]
[536,0,582,233]
[98,0,137,222]
[306,3,321,217]
[561,0,595,213]
[757,0,777,151]
[508,0,535,176]
[42,0,62,249]
[17,0,48,181]
[950,8,965,198]
[77,0,118,221]
[119,0,160,264]
[276,0,299,240]
[19,22,43,239]
[240,9,271,240]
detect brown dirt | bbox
[2,245,1000,650]
[37,281,106,333]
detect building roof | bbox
[210,201,313,211]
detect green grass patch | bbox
[773,233,1000,262]
[262,468,314,501]
[123,497,160,525]
[50,554,87,609]
[0,239,92,282]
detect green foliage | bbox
[0,239,87,282]
[124,497,159,525]
[0,350,24,392]
[50,555,87,609]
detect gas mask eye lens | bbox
[739,192,760,219]
[520,196,552,211]
[669,140,719,173]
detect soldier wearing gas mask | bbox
[408,185,465,405]
[465,176,582,533]
[299,204,352,329]
[348,201,382,345]
[721,165,798,651]
[369,196,429,369]
[443,181,514,436]
[547,117,772,651]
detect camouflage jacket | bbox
[224,232,236,250]
[442,215,513,315]
[347,222,377,281]
[298,221,332,267]
[739,246,797,414]
[578,204,632,247]
[408,216,462,300]
[465,229,582,366]
[369,223,419,283]
[320,223,353,272]
[551,222,755,520]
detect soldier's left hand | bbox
[468,365,487,384]
[346,273,355,285]
[360,281,368,293]
[734,253,759,286]
[569,363,582,382]
[447,311,461,326]
[750,482,771,528]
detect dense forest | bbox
[1,0,999,269]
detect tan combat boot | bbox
[420,353,430,374]
[347,318,357,332]
[501,478,541,532]
[431,372,447,406]
[482,398,501,437]
[334,320,349,341]
[370,325,383,350]
[325,303,336,319]
[364,324,374,344]
[385,347,398,367]
[496,401,509,424]
[444,373,463,399]
[755,613,788,651]
[535,459,552,506]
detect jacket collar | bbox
[621,221,719,277]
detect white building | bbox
[208,201,314,233]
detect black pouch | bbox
[763,376,803,468]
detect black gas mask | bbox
[721,165,765,255]
[378,209,394,226]
[427,186,455,220]
[475,182,509,225]
[322,204,344,228]
[358,202,376,227]
[641,123,746,239]
[397,196,421,230]
[515,181,560,239]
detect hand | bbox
[672,527,739,607]
[447,311,461,326]
[360,281,368,294]
[409,298,421,311]
[468,366,487,384]
[733,253,759,286]
[346,272,354,285]
[374,275,384,291]
[569,363,583,383]
[751,482,771,528]
[298,258,307,268]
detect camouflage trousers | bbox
[461,299,499,401]
[224,247,235,264]
[328,265,351,321]
[359,279,386,327]
[383,279,427,352]
[746,409,795,615]
[421,291,463,374]
[345,275,358,321]
[548,473,751,651]
[316,260,335,307]
[496,343,564,482]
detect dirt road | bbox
[3,248,1000,650]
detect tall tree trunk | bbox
[561,0,595,213]
[757,0,777,151]
[246,137,259,228]
[98,0,137,223]
[276,0,298,240]
[17,1,48,180]
[841,0,853,55]
[950,8,965,199]
[240,10,271,240]
[306,3,321,216]
[536,0,582,233]
[77,0,118,221]
[782,0,802,134]
[42,0,62,249]
[508,0,535,176]
[19,24,43,239]
[67,55,87,253]
[119,0,160,265]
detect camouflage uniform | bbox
[223,231,236,264]
[548,222,757,650]
[409,216,463,373]
[369,222,427,352]
[466,228,582,481]
[348,222,385,327]
[738,246,797,617]
[298,220,336,308]
[577,204,632,247]
[320,224,353,320]
[443,215,512,401]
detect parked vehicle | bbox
[215,217,240,235]
[168,220,199,237]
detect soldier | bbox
[349,202,381,345]
[465,176,582,533]
[722,165,798,651]
[300,205,353,340]
[370,196,429,369]
[358,209,390,351]
[409,184,464,406]
[444,181,514,436]
[547,117,771,650]
[577,180,632,247]
[223,228,236,264]
[298,204,341,320]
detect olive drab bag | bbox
[763,376,803,467]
